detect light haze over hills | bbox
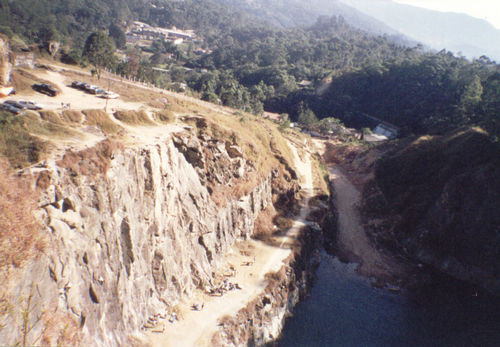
[223,0,500,61]
[341,0,500,60]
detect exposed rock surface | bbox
[0,130,277,346]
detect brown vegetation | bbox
[61,110,83,124]
[0,159,45,271]
[39,310,81,346]
[153,109,175,124]
[57,140,123,177]
[113,109,155,126]
[39,110,64,124]
[82,109,122,135]
[0,111,47,168]
[253,205,277,237]
[9,69,39,94]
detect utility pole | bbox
[105,75,111,113]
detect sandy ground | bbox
[11,62,234,116]
[4,67,191,155]
[328,167,391,277]
[318,137,404,281]
[7,69,145,112]
[145,142,313,347]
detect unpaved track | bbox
[146,142,314,347]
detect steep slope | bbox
[325,127,500,293]
[0,66,314,346]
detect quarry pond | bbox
[275,252,500,347]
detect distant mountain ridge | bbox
[341,0,500,61]
[216,0,415,45]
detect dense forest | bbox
[1,0,499,136]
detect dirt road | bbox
[146,142,313,347]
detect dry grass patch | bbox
[113,109,155,126]
[61,110,83,124]
[8,69,39,94]
[22,112,77,139]
[82,109,122,135]
[153,109,175,124]
[0,159,46,271]
[39,110,64,125]
[0,112,47,168]
[57,140,123,177]
[198,111,295,178]
[311,154,330,197]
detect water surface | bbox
[276,253,500,347]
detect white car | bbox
[100,91,120,99]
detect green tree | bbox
[298,108,318,127]
[109,23,126,49]
[82,31,116,80]
[461,74,483,109]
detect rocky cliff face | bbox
[0,129,278,346]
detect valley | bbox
[1,1,500,346]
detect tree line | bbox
[1,0,500,136]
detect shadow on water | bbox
[271,252,500,347]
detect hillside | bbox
[343,0,500,61]
[325,127,500,293]
[217,0,410,41]
[0,61,333,345]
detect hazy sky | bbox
[394,0,500,29]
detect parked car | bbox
[17,100,45,110]
[0,102,22,114]
[100,91,120,99]
[32,83,60,96]
[4,100,27,110]
[87,86,99,94]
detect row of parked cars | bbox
[0,100,45,114]
[71,81,119,99]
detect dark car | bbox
[71,81,86,90]
[32,83,60,97]
[17,100,44,110]
[0,103,22,114]
[4,100,27,110]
